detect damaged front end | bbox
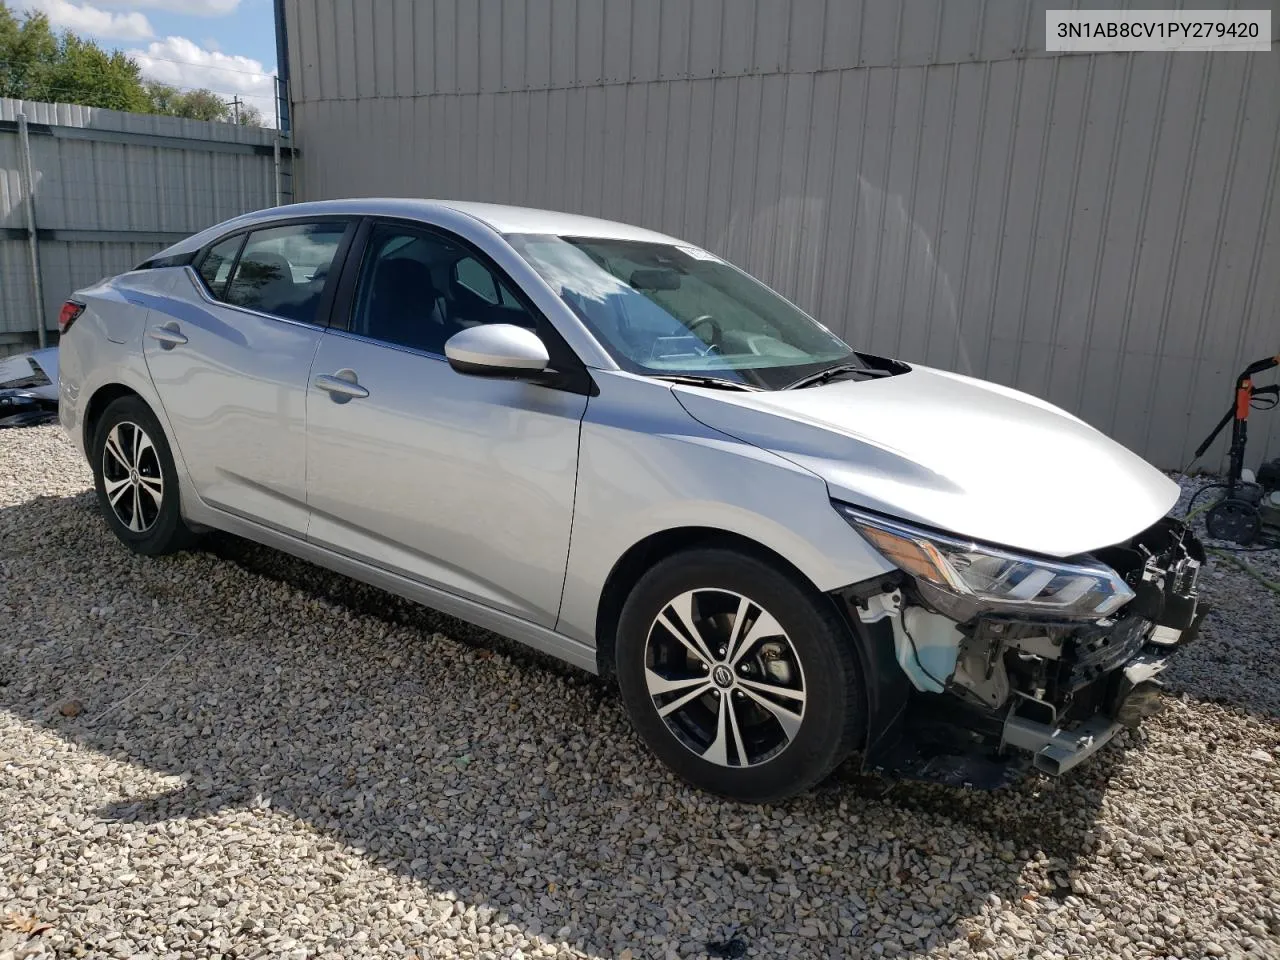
[833,510,1206,788]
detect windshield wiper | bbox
[650,374,761,392]
[783,362,890,390]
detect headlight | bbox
[836,503,1135,619]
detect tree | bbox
[236,102,264,126]
[1,2,263,125]
[141,79,178,114]
[160,86,229,122]
[43,34,150,112]
[141,81,263,126]
[1,5,148,111]
[2,6,61,101]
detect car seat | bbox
[366,259,453,354]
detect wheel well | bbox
[83,383,140,452]
[593,527,818,678]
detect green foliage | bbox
[1,6,146,110]
[2,7,63,101]
[1,1,263,124]
[147,83,226,121]
[140,81,264,125]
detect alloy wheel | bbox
[644,588,806,768]
[101,421,164,533]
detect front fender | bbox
[555,373,894,646]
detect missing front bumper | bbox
[848,604,1202,788]
[842,517,1206,788]
[1001,647,1174,775]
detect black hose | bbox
[1183,482,1231,520]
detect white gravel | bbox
[1,425,1277,960]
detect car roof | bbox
[151,198,684,263]
[437,200,682,243]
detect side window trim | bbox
[327,216,374,333]
[314,219,359,328]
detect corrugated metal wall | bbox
[0,98,284,355]
[283,0,1280,470]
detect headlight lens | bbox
[836,504,1135,619]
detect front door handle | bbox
[147,321,187,348]
[314,370,369,401]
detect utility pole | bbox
[272,77,283,206]
[231,96,243,124]
[15,113,46,348]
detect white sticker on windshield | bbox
[676,244,722,262]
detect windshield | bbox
[505,234,854,389]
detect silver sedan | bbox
[57,199,1204,801]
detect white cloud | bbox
[94,0,240,15]
[25,0,154,40]
[126,35,278,123]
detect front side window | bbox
[351,224,538,355]
[505,235,854,390]
[198,221,346,324]
[455,256,501,304]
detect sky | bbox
[21,0,278,122]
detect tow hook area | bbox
[1000,650,1171,775]
[1001,712,1123,776]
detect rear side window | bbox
[197,221,347,325]
[198,234,244,298]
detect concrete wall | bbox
[0,98,287,355]
[283,0,1280,470]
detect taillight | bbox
[58,300,85,334]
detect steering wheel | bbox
[687,314,723,354]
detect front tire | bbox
[91,395,195,556]
[615,548,865,803]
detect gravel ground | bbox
[1,424,1277,960]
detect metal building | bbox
[1,99,286,356]
[279,0,1280,470]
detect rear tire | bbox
[91,395,195,556]
[615,548,865,803]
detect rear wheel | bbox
[615,548,865,802]
[91,395,195,555]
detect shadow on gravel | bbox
[0,492,1163,957]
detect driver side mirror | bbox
[444,324,550,379]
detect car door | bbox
[304,219,590,627]
[143,218,353,535]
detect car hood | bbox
[672,364,1179,558]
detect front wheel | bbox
[615,548,865,803]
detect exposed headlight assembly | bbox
[835,503,1135,620]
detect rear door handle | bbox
[147,321,187,348]
[314,370,369,400]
